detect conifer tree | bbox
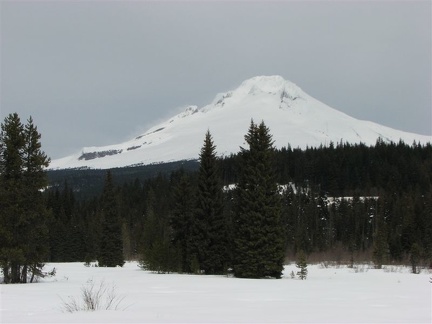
[140,189,177,273]
[21,117,51,281]
[170,171,196,273]
[233,120,285,278]
[0,113,50,283]
[0,113,26,283]
[98,170,124,267]
[296,250,308,280]
[47,189,68,261]
[193,130,227,274]
[372,197,389,269]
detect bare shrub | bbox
[290,270,295,279]
[318,261,339,269]
[306,245,374,267]
[60,279,125,313]
[30,266,56,283]
[353,264,370,273]
[383,265,403,273]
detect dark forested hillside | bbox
[220,140,432,196]
[44,140,432,271]
[47,160,199,199]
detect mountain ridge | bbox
[50,75,431,170]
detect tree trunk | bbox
[21,265,28,283]
[2,266,10,283]
[11,262,21,283]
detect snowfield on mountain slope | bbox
[49,76,432,170]
[1,262,431,323]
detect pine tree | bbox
[0,113,26,283]
[296,250,308,280]
[372,197,389,269]
[233,120,285,278]
[98,170,124,267]
[193,130,227,274]
[140,189,178,273]
[21,117,51,281]
[47,189,67,261]
[0,113,50,283]
[170,171,196,273]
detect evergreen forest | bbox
[45,136,432,273]
[2,113,432,281]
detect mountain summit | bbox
[50,75,431,170]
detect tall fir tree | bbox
[170,171,196,273]
[296,250,308,280]
[193,130,227,274]
[98,170,124,267]
[372,196,389,269]
[0,113,50,283]
[233,120,285,278]
[140,189,178,273]
[21,117,51,281]
[0,113,25,283]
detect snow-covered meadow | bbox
[1,262,430,323]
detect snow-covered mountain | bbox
[50,76,431,170]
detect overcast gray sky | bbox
[1,0,431,159]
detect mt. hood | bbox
[50,76,431,170]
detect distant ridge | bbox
[50,75,431,170]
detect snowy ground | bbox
[1,262,431,323]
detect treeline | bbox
[46,137,432,272]
[3,113,430,283]
[47,160,199,200]
[221,139,432,196]
[48,122,286,278]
